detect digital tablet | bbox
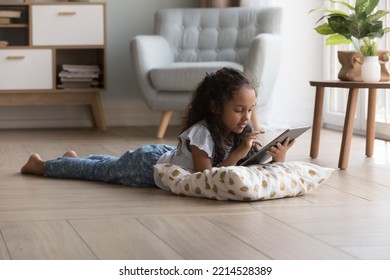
[239,126,310,166]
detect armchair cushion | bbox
[156,7,281,64]
[150,61,242,91]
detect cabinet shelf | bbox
[0,3,29,46]
[0,2,107,130]
[56,48,106,91]
[0,24,28,28]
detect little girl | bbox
[21,68,294,190]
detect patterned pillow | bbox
[154,162,333,201]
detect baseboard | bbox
[0,98,182,129]
[102,98,183,127]
[0,98,284,130]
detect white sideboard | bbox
[0,1,107,130]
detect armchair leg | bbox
[157,111,173,139]
[251,110,260,131]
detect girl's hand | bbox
[240,131,263,156]
[219,131,263,167]
[267,137,295,162]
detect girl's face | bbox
[221,86,257,134]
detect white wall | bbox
[273,0,324,128]
[248,0,324,129]
[0,0,324,129]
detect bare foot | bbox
[20,154,45,175]
[63,150,78,158]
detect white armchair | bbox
[130,7,282,138]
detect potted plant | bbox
[310,0,390,81]
[360,37,382,81]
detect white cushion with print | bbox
[154,162,333,201]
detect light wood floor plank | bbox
[206,214,354,259]
[339,245,390,260]
[0,185,258,222]
[69,218,183,259]
[0,220,96,260]
[256,203,390,260]
[299,184,371,205]
[137,216,269,259]
[326,172,390,203]
[316,230,390,248]
[0,233,10,260]
[0,144,30,170]
[0,127,389,259]
[250,196,313,208]
[258,203,390,228]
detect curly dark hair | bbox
[181,67,259,166]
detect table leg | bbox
[310,86,325,159]
[90,92,107,131]
[366,88,377,157]
[338,88,359,170]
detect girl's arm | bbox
[190,136,295,172]
[190,143,250,172]
[190,144,213,172]
[220,134,295,166]
[189,133,261,171]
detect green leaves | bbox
[360,37,377,56]
[368,9,390,21]
[311,0,389,46]
[315,23,336,35]
[328,15,351,38]
[309,7,348,17]
[326,34,352,45]
[329,0,354,11]
[355,0,379,15]
[348,16,383,39]
[314,23,354,45]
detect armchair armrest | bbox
[245,33,282,106]
[130,35,174,72]
[130,35,174,108]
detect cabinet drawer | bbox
[0,49,53,90]
[32,5,104,46]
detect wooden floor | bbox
[0,126,390,260]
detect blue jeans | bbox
[44,144,176,187]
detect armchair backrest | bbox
[155,7,282,64]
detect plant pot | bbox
[337,51,363,81]
[378,51,390,81]
[337,50,390,82]
[361,56,381,82]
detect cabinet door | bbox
[32,5,104,46]
[0,49,53,90]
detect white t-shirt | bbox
[153,120,214,190]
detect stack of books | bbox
[0,10,22,25]
[58,64,101,89]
